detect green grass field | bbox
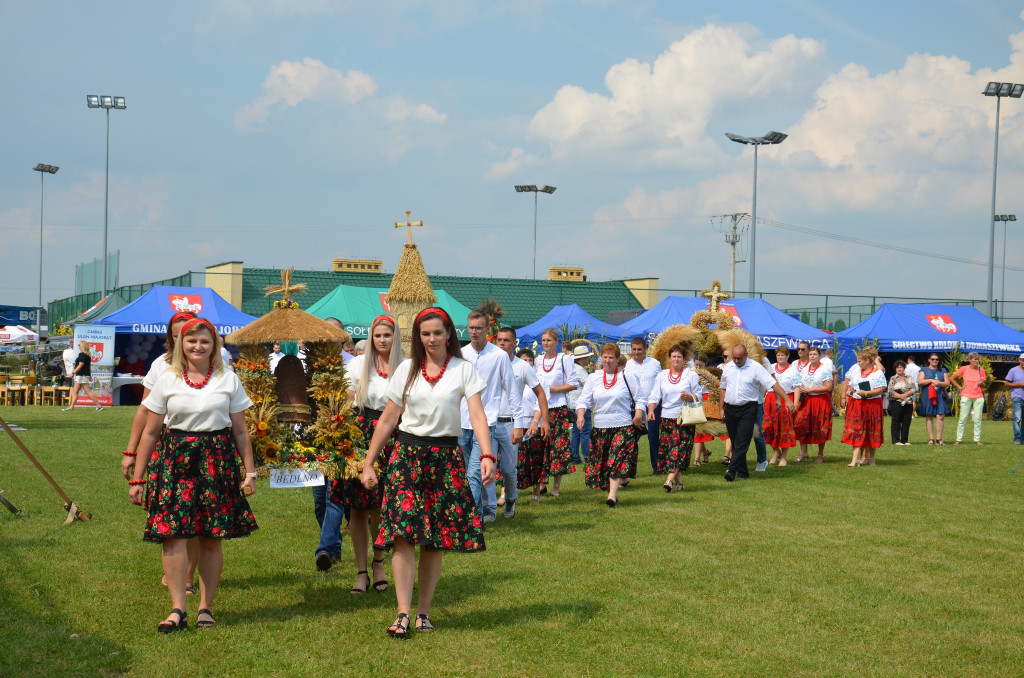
[1,405,1023,677]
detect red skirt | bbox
[794,394,832,444]
[762,391,796,449]
[841,397,884,448]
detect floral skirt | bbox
[794,394,833,444]
[143,429,258,543]
[517,433,547,489]
[763,391,797,449]
[585,426,636,490]
[375,435,484,553]
[658,419,695,473]
[544,407,576,477]
[841,397,885,448]
[331,409,394,511]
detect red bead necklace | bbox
[375,358,388,378]
[541,354,557,373]
[775,362,788,374]
[807,362,821,375]
[183,362,214,390]
[422,354,452,384]
[602,368,619,389]
[667,368,683,385]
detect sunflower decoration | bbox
[235,344,285,464]
[305,340,368,480]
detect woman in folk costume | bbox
[575,343,645,507]
[793,346,833,463]
[361,307,493,637]
[841,349,888,466]
[534,328,581,496]
[129,318,258,632]
[646,343,702,493]
[765,345,799,466]
[335,315,403,594]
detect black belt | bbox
[497,416,514,423]
[166,428,231,437]
[397,430,459,449]
[357,407,384,420]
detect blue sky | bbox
[2,1,1024,311]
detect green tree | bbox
[834,319,847,332]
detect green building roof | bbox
[242,268,643,327]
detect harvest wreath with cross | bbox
[649,280,766,428]
[226,268,369,481]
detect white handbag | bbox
[677,399,707,426]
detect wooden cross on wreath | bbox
[700,280,732,312]
[394,210,423,245]
[264,266,308,309]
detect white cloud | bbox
[522,24,828,169]
[487,147,541,180]
[234,58,378,131]
[386,100,447,123]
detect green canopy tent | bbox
[306,285,473,342]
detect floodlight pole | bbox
[988,95,1000,318]
[102,106,110,298]
[998,214,1017,304]
[32,164,58,337]
[515,184,556,280]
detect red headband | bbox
[180,318,215,337]
[415,307,451,325]
[373,315,395,327]
[169,311,197,327]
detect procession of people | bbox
[119,304,1013,638]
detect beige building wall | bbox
[206,261,244,309]
[623,278,659,309]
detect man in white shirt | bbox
[903,356,920,415]
[268,342,285,373]
[721,344,795,481]
[495,327,549,519]
[62,345,76,386]
[624,337,664,474]
[567,346,593,464]
[324,317,355,366]
[459,311,524,523]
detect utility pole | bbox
[720,213,747,293]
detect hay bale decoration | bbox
[388,210,437,355]
[231,267,364,482]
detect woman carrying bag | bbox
[647,344,702,493]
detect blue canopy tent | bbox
[835,304,1024,359]
[516,303,627,346]
[618,296,832,350]
[95,285,256,336]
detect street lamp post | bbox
[514,184,557,280]
[997,214,1018,306]
[32,164,59,337]
[725,131,787,297]
[86,94,126,298]
[982,82,1023,317]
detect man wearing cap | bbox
[567,345,594,464]
[722,344,795,481]
[1004,354,1024,444]
[495,326,549,518]
[459,311,524,523]
[625,337,664,474]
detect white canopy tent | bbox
[0,325,39,344]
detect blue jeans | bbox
[459,424,501,517]
[571,409,592,464]
[647,405,661,472]
[754,402,767,464]
[491,421,518,510]
[1014,398,1024,443]
[312,482,343,558]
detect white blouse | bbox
[799,362,833,392]
[535,352,580,408]
[845,365,887,400]
[576,370,644,429]
[648,368,702,418]
[772,362,801,394]
[348,354,396,411]
[143,368,253,431]
[387,357,486,438]
[142,353,172,391]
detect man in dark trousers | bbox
[721,344,795,481]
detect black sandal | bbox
[387,613,411,638]
[350,570,369,594]
[196,608,216,628]
[372,556,388,593]
[415,613,435,632]
[157,608,187,634]
[185,584,197,595]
